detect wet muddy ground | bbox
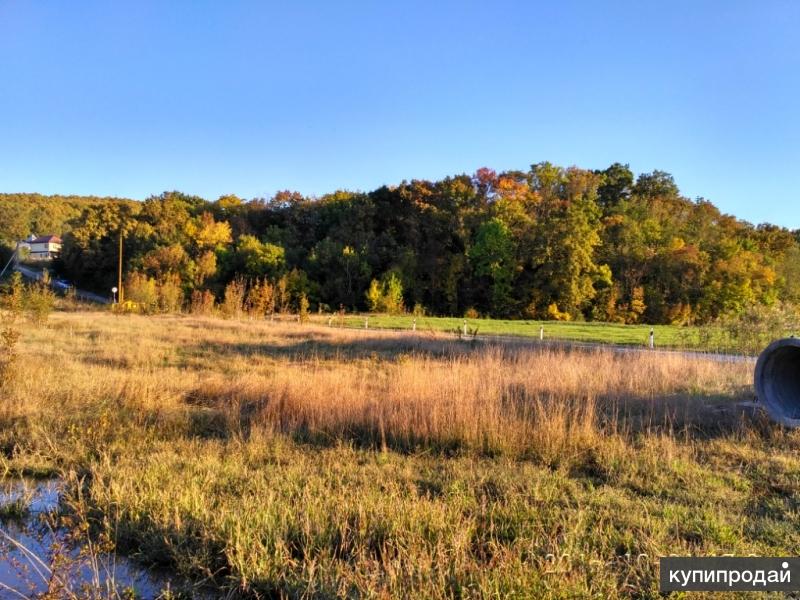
[0,479,208,599]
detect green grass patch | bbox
[314,314,724,351]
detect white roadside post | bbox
[412,318,416,332]
[463,319,467,336]
[539,324,544,341]
[365,316,369,329]
[649,328,655,350]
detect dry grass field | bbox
[1,309,798,598]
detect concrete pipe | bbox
[755,338,800,427]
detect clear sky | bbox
[1,1,798,228]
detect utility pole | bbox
[0,242,19,280]
[117,228,124,304]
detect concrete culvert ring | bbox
[755,338,800,427]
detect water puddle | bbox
[0,479,209,599]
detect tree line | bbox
[2,162,799,324]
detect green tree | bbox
[528,165,609,319]
[595,162,634,210]
[236,235,286,279]
[59,202,140,292]
[5,161,795,326]
[469,218,515,316]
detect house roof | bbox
[30,235,62,244]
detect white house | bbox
[25,234,62,260]
[17,234,36,251]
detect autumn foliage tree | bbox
[6,161,795,325]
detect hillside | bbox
[2,163,799,325]
[0,192,137,243]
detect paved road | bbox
[13,264,111,304]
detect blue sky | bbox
[1,1,798,228]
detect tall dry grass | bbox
[4,311,753,465]
[2,309,789,599]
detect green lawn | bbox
[311,314,712,350]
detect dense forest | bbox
[2,163,799,324]
[0,193,137,269]
[0,193,138,241]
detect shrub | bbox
[298,293,310,324]
[365,272,405,315]
[275,276,289,314]
[26,271,55,325]
[382,273,404,314]
[126,272,158,313]
[246,278,275,318]
[366,279,381,312]
[2,272,24,315]
[546,303,571,321]
[221,278,246,319]
[0,318,19,389]
[720,302,800,354]
[191,289,216,315]
[62,285,80,311]
[0,273,22,389]
[158,274,184,313]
